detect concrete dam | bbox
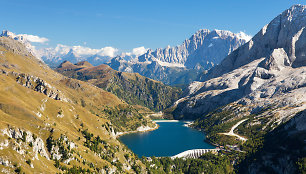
[172,149,220,159]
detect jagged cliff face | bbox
[201,4,306,81]
[173,5,306,121]
[107,29,249,85]
[56,61,182,112]
[170,5,306,173]
[140,29,249,69]
[0,36,150,173]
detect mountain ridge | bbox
[200,4,306,81]
[0,36,152,173]
[56,61,182,112]
[167,4,306,173]
[107,29,249,85]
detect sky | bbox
[0,0,305,53]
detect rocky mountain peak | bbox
[0,35,34,58]
[1,30,15,38]
[139,29,250,69]
[57,60,75,69]
[0,30,41,60]
[106,28,250,85]
[174,4,306,123]
[202,4,306,81]
[75,61,93,67]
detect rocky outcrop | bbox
[2,128,50,160]
[47,134,76,163]
[9,72,68,102]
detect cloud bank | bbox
[2,30,150,62]
[132,46,148,56]
[20,34,49,43]
[51,44,119,58]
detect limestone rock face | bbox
[13,72,67,101]
[174,5,306,122]
[258,48,290,70]
[139,29,249,69]
[202,4,306,81]
[2,128,50,160]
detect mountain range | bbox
[107,29,250,85]
[0,29,250,85]
[0,4,305,174]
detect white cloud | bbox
[98,46,118,57]
[50,44,118,58]
[122,52,132,56]
[20,34,49,43]
[54,44,71,54]
[132,46,148,56]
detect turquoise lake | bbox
[119,121,215,157]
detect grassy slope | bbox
[0,38,149,173]
[56,61,182,112]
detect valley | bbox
[0,3,305,174]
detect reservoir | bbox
[119,120,214,157]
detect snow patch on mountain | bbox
[236,31,252,42]
[155,59,185,68]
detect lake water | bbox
[119,120,215,157]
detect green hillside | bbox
[56,61,182,112]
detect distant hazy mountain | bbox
[107,29,250,85]
[37,44,121,68]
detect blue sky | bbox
[0,0,304,52]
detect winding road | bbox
[220,119,248,141]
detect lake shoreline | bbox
[115,122,159,138]
[119,120,215,157]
